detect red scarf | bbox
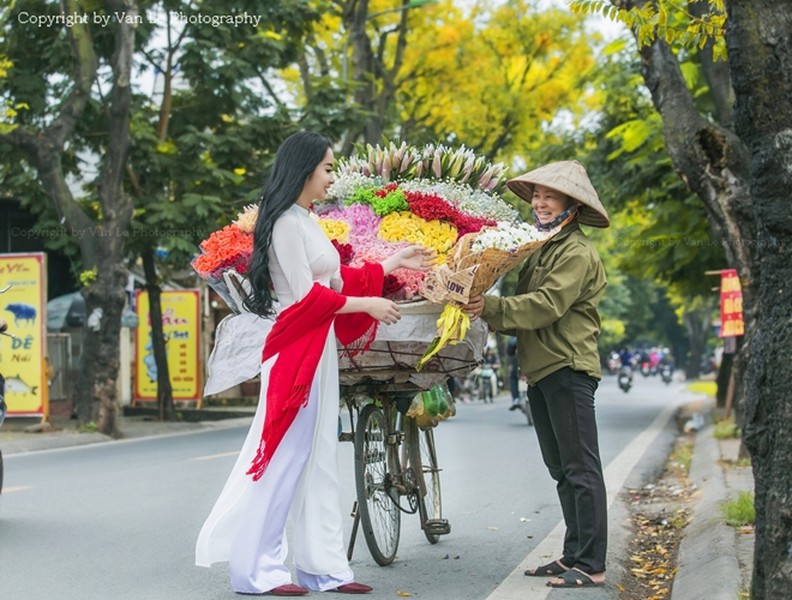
[247,262,384,481]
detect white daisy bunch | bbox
[470,221,548,252]
[327,171,383,201]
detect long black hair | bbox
[244,131,332,316]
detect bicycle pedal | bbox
[424,519,451,535]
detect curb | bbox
[671,422,748,599]
[1,414,254,456]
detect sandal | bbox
[546,568,605,588]
[524,558,572,577]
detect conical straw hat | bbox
[507,160,610,228]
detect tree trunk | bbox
[726,1,792,597]
[715,350,733,409]
[341,0,412,153]
[609,0,780,587]
[141,248,175,421]
[75,265,127,437]
[682,308,708,380]
[2,1,137,436]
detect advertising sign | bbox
[134,289,201,401]
[0,253,49,417]
[719,268,744,338]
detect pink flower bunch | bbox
[321,203,381,239]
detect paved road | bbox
[0,376,690,599]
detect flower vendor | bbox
[464,160,610,589]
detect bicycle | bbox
[334,299,487,566]
[339,386,449,566]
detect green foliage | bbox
[570,0,727,60]
[78,420,98,433]
[581,38,725,299]
[343,186,409,216]
[713,418,740,439]
[124,0,325,267]
[79,268,98,287]
[721,491,755,527]
[0,0,329,285]
[671,439,694,475]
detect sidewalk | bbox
[1,398,754,600]
[671,405,755,600]
[0,408,255,455]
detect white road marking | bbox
[486,397,681,599]
[191,451,239,461]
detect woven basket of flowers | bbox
[314,141,525,391]
[192,141,554,398]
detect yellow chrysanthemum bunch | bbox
[317,218,350,243]
[378,212,457,262]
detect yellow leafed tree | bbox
[280,0,604,162]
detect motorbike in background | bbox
[606,352,620,375]
[617,365,633,393]
[660,363,673,385]
[476,364,496,403]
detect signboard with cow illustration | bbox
[0,253,49,418]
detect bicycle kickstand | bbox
[346,501,360,561]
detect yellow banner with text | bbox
[0,253,49,417]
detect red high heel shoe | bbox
[332,582,373,594]
[264,583,309,596]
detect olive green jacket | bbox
[481,222,606,384]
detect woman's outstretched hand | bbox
[382,245,436,275]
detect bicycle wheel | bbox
[354,403,400,565]
[404,417,448,544]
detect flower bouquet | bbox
[417,221,558,368]
[191,206,257,313]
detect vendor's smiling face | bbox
[531,184,575,225]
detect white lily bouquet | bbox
[417,220,556,368]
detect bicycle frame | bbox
[342,388,449,566]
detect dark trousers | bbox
[509,363,520,401]
[527,367,607,573]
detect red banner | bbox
[719,269,744,337]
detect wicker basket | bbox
[337,300,488,397]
